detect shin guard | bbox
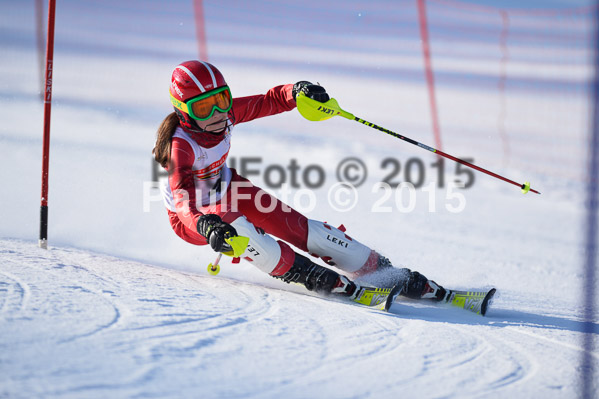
[306,220,371,273]
[230,216,281,274]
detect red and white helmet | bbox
[170,60,229,131]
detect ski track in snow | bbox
[0,239,596,398]
[0,269,30,318]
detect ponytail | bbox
[153,112,179,169]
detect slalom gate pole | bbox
[581,0,599,395]
[39,0,57,249]
[296,93,540,195]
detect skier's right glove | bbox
[292,81,330,103]
[197,214,238,253]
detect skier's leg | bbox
[233,213,444,301]
[304,219,374,273]
[224,215,357,297]
[226,170,310,252]
[225,214,293,275]
[226,171,386,275]
[223,170,444,300]
[303,221,448,301]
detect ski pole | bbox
[206,235,251,276]
[296,93,540,195]
[207,253,222,275]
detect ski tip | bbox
[480,288,497,316]
[384,283,404,312]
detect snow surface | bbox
[1,0,598,398]
[0,238,594,398]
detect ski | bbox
[384,284,404,311]
[344,284,495,316]
[443,288,496,316]
[350,284,404,312]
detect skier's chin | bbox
[206,127,226,136]
[202,119,228,135]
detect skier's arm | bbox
[231,84,296,124]
[231,82,328,124]
[168,139,238,251]
[168,137,202,232]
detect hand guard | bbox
[197,214,238,253]
[292,81,330,103]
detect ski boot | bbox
[403,270,448,302]
[273,253,359,298]
[371,256,447,301]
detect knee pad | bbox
[306,219,371,273]
[230,216,281,274]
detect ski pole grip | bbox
[296,93,354,121]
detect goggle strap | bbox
[170,92,189,114]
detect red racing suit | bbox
[162,84,379,277]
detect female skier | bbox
[153,60,446,303]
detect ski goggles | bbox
[170,86,232,121]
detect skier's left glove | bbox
[197,214,238,253]
[292,81,329,103]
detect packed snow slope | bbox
[1,0,598,398]
[1,238,596,398]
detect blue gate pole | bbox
[582,2,599,398]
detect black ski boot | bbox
[274,253,358,297]
[402,270,448,301]
[365,256,447,301]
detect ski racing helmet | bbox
[169,60,232,133]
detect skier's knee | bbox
[229,216,280,274]
[306,220,371,272]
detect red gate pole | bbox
[35,0,45,101]
[39,0,56,249]
[417,0,443,153]
[193,0,209,61]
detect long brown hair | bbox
[153,112,180,169]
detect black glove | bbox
[292,81,329,103]
[197,214,238,253]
